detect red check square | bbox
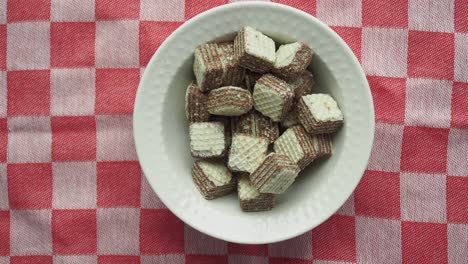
[52,209,97,254]
[97,162,141,207]
[51,22,96,67]
[186,255,228,264]
[0,119,6,162]
[0,211,9,256]
[52,116,96,161]
[273,0,316,15]
[139,22,183,66]
[269,259,311,264]
[228,243,268,256]
[140,209,184,254]
[7,70,50,115]
[447,176,468,223]
[368,76,406,124]
[10,256,53,264]
[402,222,448,264]
[7,0,50,22]
[0,25,5,70]
[401,126,449,173]
[312,215,356,262]
[8,163,52,209]
[408,31,454,80]
[451,82,468,128]
[362,0,408,27]
[455,0,468,32]
[95,0,140,20]
[355,170,401,219]
[96,68,140,114]
[331,26,362,61]
[185,0,227,19]
[98,256,139,264]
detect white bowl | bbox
[134,2,374,244]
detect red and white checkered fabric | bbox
[0,0,467,263]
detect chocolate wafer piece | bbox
[250,153,300,194]
[281,108,300,129]
[185,82,210,122]
[210,115,232,149]
[193,43,224,92]
[189,122,227,158]
[273,126,318,169]
[253,74,294,122]
[234,26,276,73]
[238,175,275,212]
[218,42,245,86]
[192,160,236,200]
[273,42,313,80]
[232,111,279,143]
[312,133,333,158]
[228,134,269,173]
[207,86,253,116]
[297,94,343,134]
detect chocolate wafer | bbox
[253,74,294,122]
[250,153,300,194]
[234,26,276,73]
[185,82,210,122]
[207,86,253,116]
[232,111,279,143]
[297,94,343,134]
[228,134,269,173]
[218,42,245,86]
[244,70,263,92]
[289,71,314,102]
[273,126,318,169]
[189,122,227,158]
[238,175,276,212]
[273,42,313,80]
[312,133,333,158]
[192,160,236,200]
[193,43,224,92]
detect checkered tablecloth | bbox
[0,0,467,263]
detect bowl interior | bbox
[134,2,374,244]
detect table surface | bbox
[0,0,467,263]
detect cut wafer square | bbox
[207,86,253,116]
[234,26,276,73]
[312,133,333,158]
[250,153,300,194]
[185,82,210,122]
[273,42,313,80]
[253,74,294,122]
[210,115,232,149]
[192,160,236,200]
[273,126,318,169]
[218,42,245,86]
[232,111,279,143]
[189,122,227,158]
[193,43,224,92]
[297,94,343,134]
[238,175,276,212]
[228,134,269,173]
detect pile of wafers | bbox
[186,27,343,212]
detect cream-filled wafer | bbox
[289,71,314,101]
[193,43,224,92]
[218,42,245,86]
[192,160,236,200]
[189,122,227,158]
[207,86,253,116]
[244,70,263,92]
[273,126,318,169]
[253,74,294,122]
[234,27,276,73]
[312,133,333,158]
[273,42,313,80]
[238,175,275,212]
[297,94,343,134]
[228,134,268,173]
[185,82,210,122]
[232,111,279,143]
[250,153,299,194]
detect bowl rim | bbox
[134,1,375,244]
